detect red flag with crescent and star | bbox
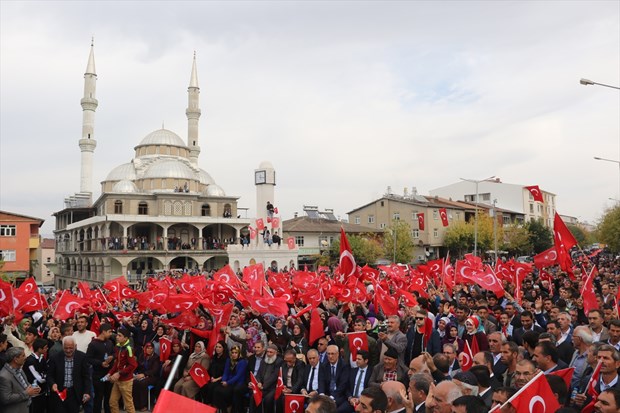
[417,213,425,231]
[189,362,210,388]
[439,208,449,227]
[553,213,578,272]
[52,292,89,320]
[250,373,263,406]
[275,367,284,400]
[533,246,558,269]
[0,280,13,316]
[287,237,296,250]
[500,371,560,413]
[284,394,306,413]
[525,185,544,202]
[159,337,171,362]
[56,388,68,401]
[460,339,474,372]
[309,308,325,345]
[348,331,369,360]
[549,367,574,390]
[338,227,356,281]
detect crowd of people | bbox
[1,252,619,413]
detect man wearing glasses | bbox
[405,310,440,366]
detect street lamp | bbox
[460,175,495,257]
[492,199,498,264]
[580,78,620,90]
[594,156,620,201]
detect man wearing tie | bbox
[341,350,371,413]
[324,345,350,408]
[302,349,325,397]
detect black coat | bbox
[281,360,305,394]
[322,360,351,406]
[47,350,92,402]
[301,363,326,394]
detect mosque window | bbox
[138,202,148,215]
[114,201,123,214]
[201,204,211,216]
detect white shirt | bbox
[73,330,96,353]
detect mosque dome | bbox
[143,159,196,180]
[198,169,215,185]
[258,160,274,169]
[136,129,186,148]
[105,162,137,181]
[205,184,226,197]
[112,180,138,193]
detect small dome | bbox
[258,160,274,169]
[205,184,226,197]
[143,159,196,180]
[198,169,215,185]
[136,129,186,148]
[106,162,137,181]
[112,180,138,193]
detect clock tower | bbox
[255,161,276,222]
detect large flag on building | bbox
[525,185,544,202]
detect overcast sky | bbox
[1,1,619,236]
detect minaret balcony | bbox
[80,97,99,110]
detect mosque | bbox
[53,42,297,289]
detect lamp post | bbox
[492,199,498,264]
[580,78,620,90]
[594,156,620,201]
[460,175,495,257]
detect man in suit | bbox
[543,324,574,365]
[588,309,610,342]
[0,347,41,413]
[472,351,501,390]
[301,349,325,398]
[323,344,350,408]
[377,315,407,367]
[532,341,562,373]
[470,365,493,409]
[238,341,265,413]
[380,381,407,413]
[511,311,543,346]
[574,345,620,409]
[47,336,92,413]
[487,332,507,379]
[281,349,304,394]
[407,373,429,413]
[340,350,371,413]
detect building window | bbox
[481,193,491,201]
[114,200,123,214]
[0,250,16,261]
[433,229,438,238]
[412,229,419,238]
[138,202,148,215]
[380,201,384,207]
[433,210,438,220]
[368,215,375,224]
[46,257,51,263]
[355,216,360,224]
[529,204,534,213]
[201,204,211,217]
[0,225,16,236]
[412,212,417,220]
[295,236,304,246]
[393,212,400,220]
[46,271,51,276]
[319,236,329,247]
[379,223,386,229]
[455,212,461,220]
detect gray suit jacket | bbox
[0,365,30,413]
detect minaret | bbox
[255,161,276,223]
[187,52,201,165]
[79,38,98,199]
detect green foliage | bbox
[443,221,473,257]
[525,219,553,253]
[503,224,532,256]
[566,224,587,246]
[330,233,384,266]
[382,220,415,264]
[598,205,620,252]
[443,212,503,257]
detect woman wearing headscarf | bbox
[286,321,307,358]
[173,340,211,399]
[212,345,248,412]
[366,317,380,340]
[132,342,161,411]
[463,315,489,351]
[441,323,465,354]
[161,338,185,386]
[47,326,63,358]
[126,318,155,359]
[151,324,166,356]
[202,339,229,404]
[15,317,33,340]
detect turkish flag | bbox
[525,185,544,202]
[338,227,356,279]
[581,266,599,314]
[91,312,101,336]
[439,208,449,227]
[250,373,263,406]
[582,362,603,413]
[348,332,369,360]
[272,217,280,228]
[135,290,168,312]
[162,311,200,331]
[77,282,92,300]
[550,367,574,390]
[398,289,418,307]
[533,247,558,269]
[461,340,474,372]
[162,294,198,313]
[189,362,210,388]
[287,237,296,250]
[243,264,266,293]
[213,265,241,288]
[249,226,257,240]
[159,337,171,362]
[373,283,398,316]
[554,213,578,271]
[298,287,324,310]
[284,394,306,413]
[53,292,89,320]
[0,280,14,316]
[309,308,324,345]
[16,293,45,313]
[442,254,454,295]
[456,256,505,298]
[417,213,425,230]
[153,389,216,413]
[501,371,560,413]
[56,388,68,401]
[256,218,265,231]
[16,277,37,297]
[275,367,284,400]
[244,294,289,317]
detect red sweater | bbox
[109,341,138,381]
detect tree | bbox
[330,233,384,266]
[503,224,532,256]
[382,220,415,264]
[525,219,553,253]
[443,221,473,258]
[597,205,620,252]
[566,224,587,246]
[443,212,502,258]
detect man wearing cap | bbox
[368,347,408,388]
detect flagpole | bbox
[163,354,184,391]
[97,286,114,309]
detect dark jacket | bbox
[323,359,351,405]
[405,326,441,365]
[108,340,138,381]
[281,359,305,394]
[301,362,325,394]
[346,366,371,399]
[47,349,92,402]
[86,337,115,379]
